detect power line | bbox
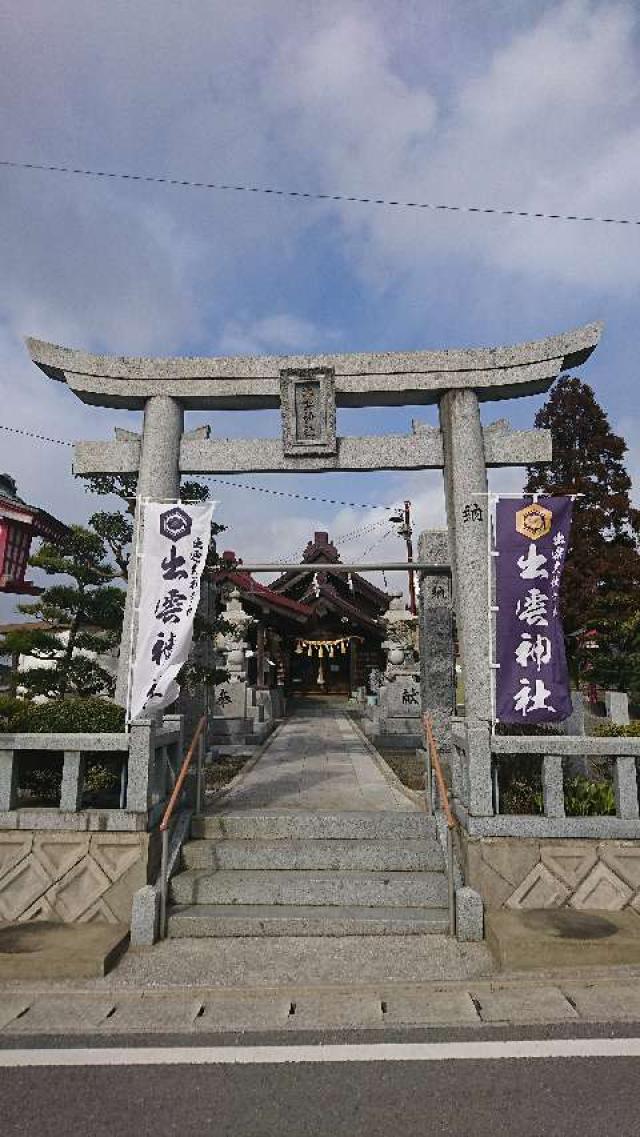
[277,516,389,565]
[0,423,399,509]
[0,423,72,447]
[1,157,639,228]
[334,518,389,544]
[361,528,394,558]
[205,476,397,510]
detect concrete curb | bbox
[5,969,640,1033]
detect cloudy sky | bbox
[1,0,639,617]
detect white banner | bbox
[129,501,215,721]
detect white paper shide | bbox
[129,502,215,720]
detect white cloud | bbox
[1,0,639,632]
[219,314,336,356]
[255,1,640,292]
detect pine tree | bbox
[0,527,123,697]
[524,376,640,683]
[82,473,229,691]
[1,476,229,701]
[84,473,216,582]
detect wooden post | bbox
[256,624,265,689]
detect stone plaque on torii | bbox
[27,322,601,814]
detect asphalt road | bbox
[2,1026,639,1137]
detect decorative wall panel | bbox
[0,830,149,925]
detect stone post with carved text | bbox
[439,389,493,816]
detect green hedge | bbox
[0,695,125,734]
[593,720,640,738]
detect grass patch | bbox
[379,749,424,791]
[205,753,255,795]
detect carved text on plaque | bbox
[280,367,337,457]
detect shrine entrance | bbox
[22,324,607,947]
[290,637,353,696]
[27,322,601,813]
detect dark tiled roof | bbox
[215,569,314,618]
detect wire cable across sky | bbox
[1,158,639,228]
[0,423,401,510]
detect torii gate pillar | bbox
[117,395,183,705]
[440,388,493,814]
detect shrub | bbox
[18,754,63,805]
[496,754,617,817]
[495,754,543,814]
[82,757,124,807]
[500,777,543,815]
[593,720,640,738]
[0,696,30,732]
[0,695,125,734]
[565,775,615,817]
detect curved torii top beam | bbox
[26,323,602,410]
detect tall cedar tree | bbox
[524,377,640,684]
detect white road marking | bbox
[1,1038,640,1066]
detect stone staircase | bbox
[167,810,449,937]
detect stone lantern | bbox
[363,593,422,746]
[211,587,272,745]
[217,588,255,683]
[381,593,418,679]
[0,474,68,595]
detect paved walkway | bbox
[213,701,415,813]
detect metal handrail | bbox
[159,714,207,938]
[423,715,456,831]
[422,714,457,936]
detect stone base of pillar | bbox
[254,687,287,722]
[208,716,273,747]
[362,666,422,748]
[455,886,484,942]
[361,719,423,750]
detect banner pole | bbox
[125,494,182,727]
[487,493,499,735]
[125,493,146,729]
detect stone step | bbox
[191,811,434,842]
[182,838,445,872]
[167,904,450,938]
[170,869,448,908]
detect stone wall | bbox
[460,831,640,913]
[0,828,154,925]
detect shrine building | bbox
[213,531,390,698]
[0,473,68,596]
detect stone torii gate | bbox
[27,323,601,815]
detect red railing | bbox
[422,714,456,936]
[159,714,207,938]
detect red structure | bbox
[0,474,68,595]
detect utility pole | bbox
[389,500,417,615]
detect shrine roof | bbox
[0,474,68,540]
[269,531,389,609]
[213,564,314,622]
[312,581,384,635]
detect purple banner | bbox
[495,496,573,725]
